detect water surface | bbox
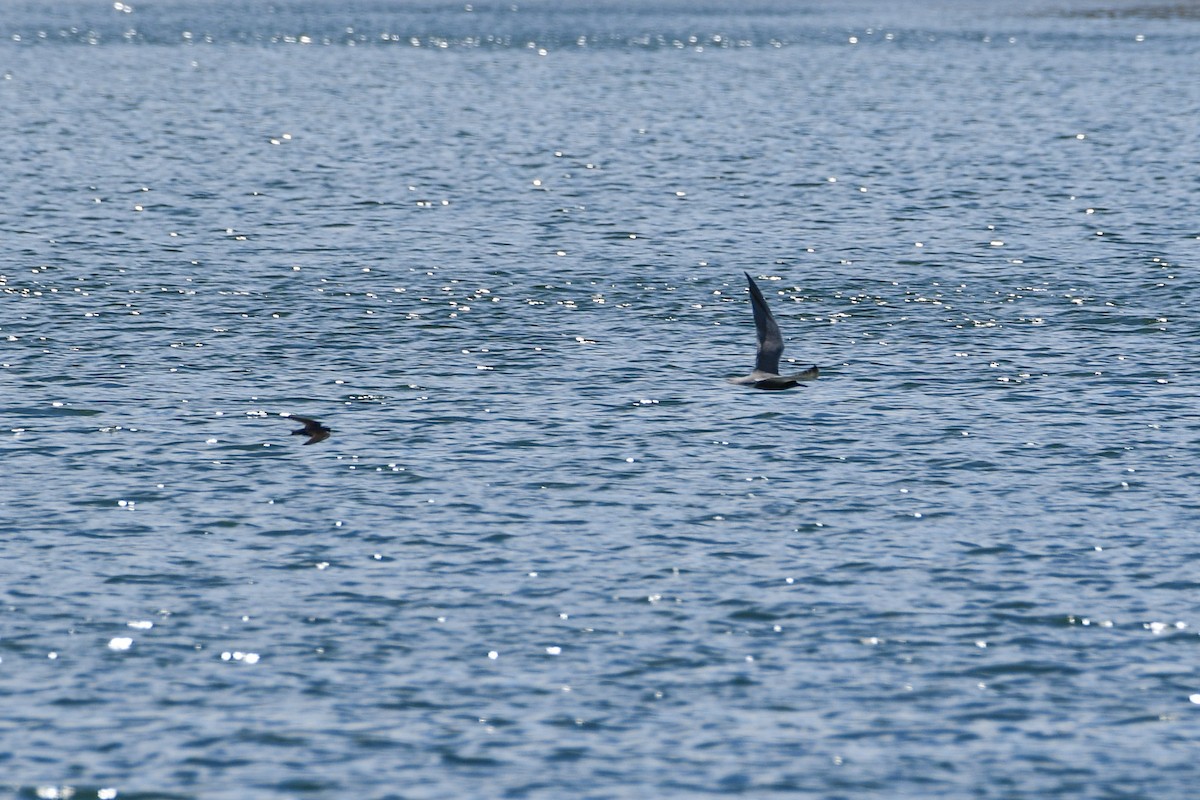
[2,1,1199,797]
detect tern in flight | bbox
[284,414,331,445]
[729,272,819,391]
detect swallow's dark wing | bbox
[303,429,330,445]
[285,414,330,444]
[745,272,783,375]
[288,415,320,432]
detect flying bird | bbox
[729,272,819,391]
[284,414,331,445]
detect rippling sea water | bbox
[2,0,1199,797]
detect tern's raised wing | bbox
[745,272,783,375]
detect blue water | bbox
[2,0,1200,797]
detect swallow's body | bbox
[286,414,331,445]
[729,272,819,390]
